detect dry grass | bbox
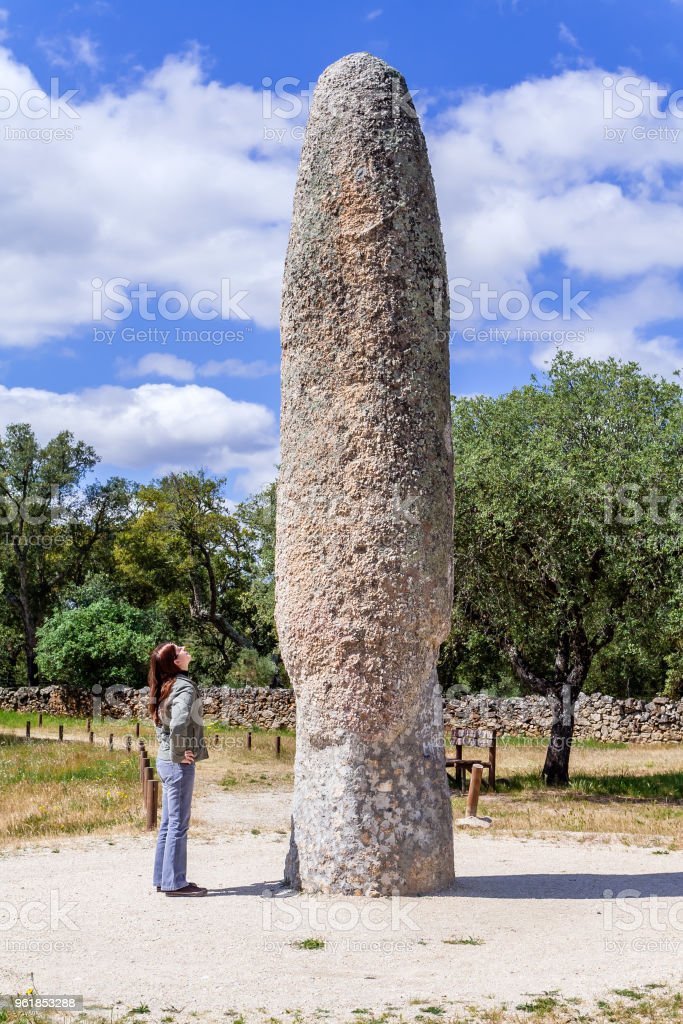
[1,711,682,850]
[447,736,683,850]
[0,712,294,848]
[0,733,142,846]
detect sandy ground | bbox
[2,784,683,1022]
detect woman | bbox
[148,641,209,896]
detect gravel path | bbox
[2,785,682,1021]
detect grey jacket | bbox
[155,673,209,763]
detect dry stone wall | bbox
[1,685,681,742]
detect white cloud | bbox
[117,353,196,381]
[116,353,279,381]
[532,274,683,377]
[199,358,279,378]
[0,44,300,348]
[365,8,383,20]
[0,41,682,384]
[37,31,102,71]
[428,67,683,376]
[558,22,580,50]
[0,382,279,494]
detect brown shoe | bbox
[157,882,200,892]
[165,883,207,897]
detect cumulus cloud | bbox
[0,39,682,382]
[116,353,196,381]
[428,67,683,376]
[116,353,279,381]
[0,383,279,494]
[0,44,300,347]
[532,274,683,377]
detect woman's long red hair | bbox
[148,642,180,725]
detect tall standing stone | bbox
[275,52,455,895]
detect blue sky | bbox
[1,0,682,500]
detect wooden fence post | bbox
[246,731,252,750]
[275,735,281,757]
[86,718,91,733]
[125,735,132,753]
[25,721,30,740]
[135,721,140,738]
[38,712,43,727]
[89,731,94,744]
[143,765,153,809]
[466,763,483,818]
[146,778,159,830]
[58,724,64,742]
[108,733,114,751]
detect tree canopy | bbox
[445,352,683,782]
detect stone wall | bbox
[0,684,296,730]
[442,692,683,744]
[0,684,682,742]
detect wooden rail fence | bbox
[19,717,290,831]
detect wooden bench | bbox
[445,726,497,792]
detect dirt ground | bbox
[2,781,683,1022]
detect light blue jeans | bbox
[152,758,196,891]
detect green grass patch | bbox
[494,770,683,801]
[515,993,561,1014]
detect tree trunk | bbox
[542,684,575,785]
[16,552,37,689]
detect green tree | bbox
[114,471,282,685]
[0,423,134,687]
[35,582,164,689]
[450,353,683,785]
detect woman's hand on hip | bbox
[180,750,196,764]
